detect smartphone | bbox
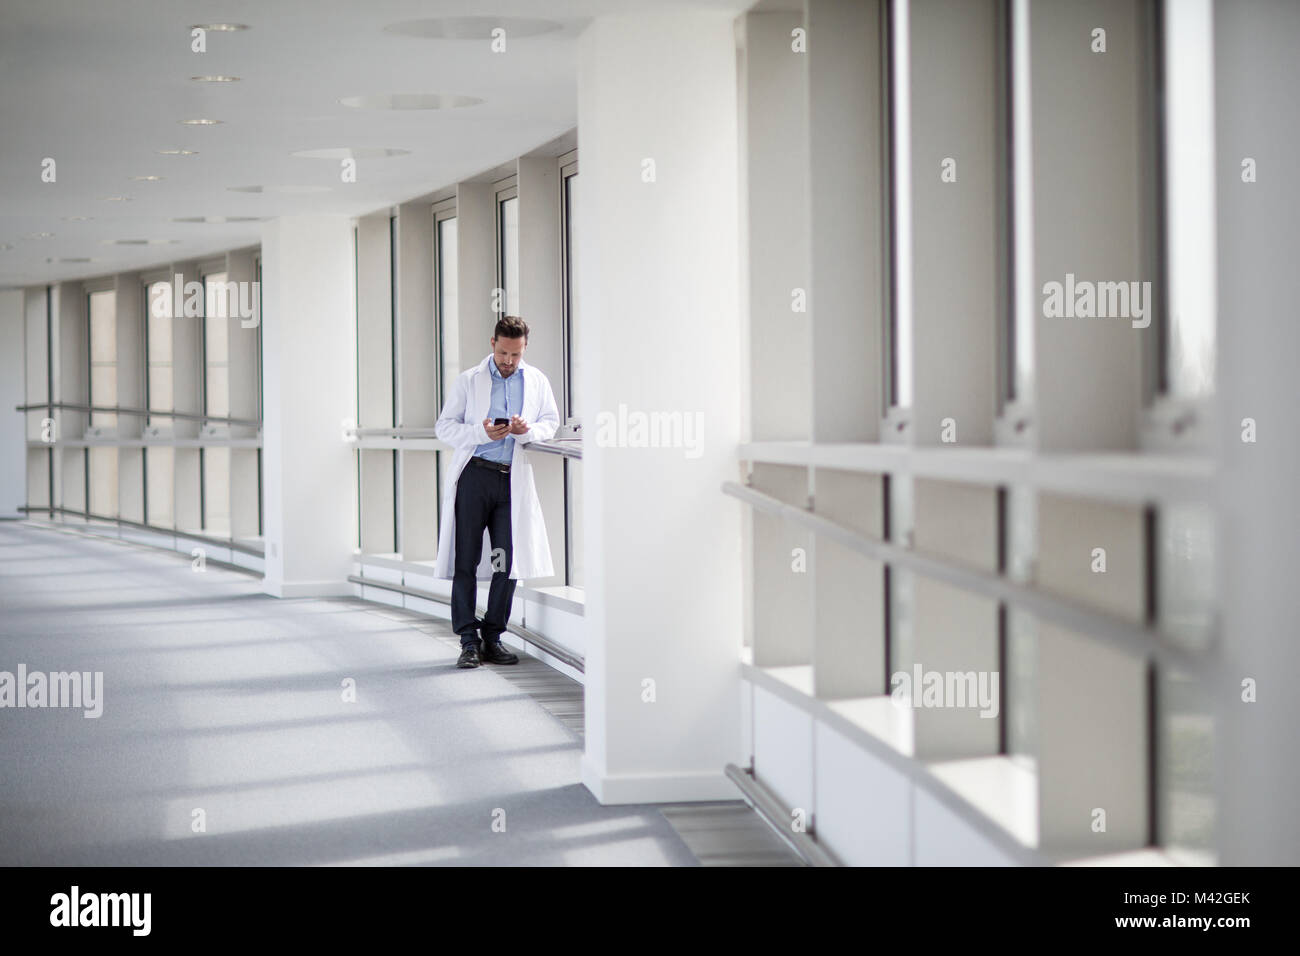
[493,418,509,426]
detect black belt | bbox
[469,456,511,473]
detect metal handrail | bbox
[347,573,585,673]
[15,401,261,428]
[524,439,583,460]
[723,480,1212,675]
[723,764,838,866]
[347,426,441,438]
[343,425,583,460]
[18,506,266,557]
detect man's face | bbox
[492,335,526,376]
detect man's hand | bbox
[482,418,510,440]
[508,415,530,435]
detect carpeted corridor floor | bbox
[0,521,698,866]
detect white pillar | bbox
[260,216,356,597]
[577,9,744,803]
[1213,0,1300,866]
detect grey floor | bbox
[0,521,798,867]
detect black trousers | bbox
[451,460,517,648]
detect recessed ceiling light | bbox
[190,23,249,31]
[339,93,483,110]
[290,147,411,160]
[180,118,223,126]
[99,196,133,202]
[26,232,55,239]
[157,148,199,156]
[172,216,263,223]
[61,216,94,221]
[101,239,180,246]
[383,17,562,39]
[191,75,240,82]
[53,257,97,264]
[131,175,164,182]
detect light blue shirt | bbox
[473,359,525,462]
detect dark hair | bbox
[493,315,529,341]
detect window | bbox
[146,279,173,430]
[201,271,232,535]
[435,206,459,405]
[434,201,459,534]
[496,181,519,318]
[560,152,583,589]
[1008,0,1035,409]
[203,271,230,425]
[88,289,116,432]
[1160,0,1215,400]
[561,156,580,424]
[86,288,118,520]
[883,0,913,412]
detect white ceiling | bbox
[0,0,753,289]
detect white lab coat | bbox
[432,353,560,580]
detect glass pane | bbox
[147,281,173,425]
[88,290,116,430]
[1158,502,1215,651]
[1005,484,1037,765]
[149,368,173,417]
[888,475,914,690]
[1156,503,1215,860]
[566,457,583,588]
[499,195,519,317]
[145,446,174,527]
[564,172,581,422]
[438,217,459,402]
[204,273,230,422]
[1164,0,1216,398]
[89,291,116,363]
[890,0,913,408]
[1011,0,1035,402]
[205,367,230,420]
[203,446,231,536]
[1158,667,1214,862]
[90,365,117,431]
[88,446,117,517]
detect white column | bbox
[518,154,565,587]
[1213,0,1300,867]
[576,9,744,803]
[260,216,356,596]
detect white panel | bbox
[753,684,814,820]
[909,0,999,444]
[741,11,811,442]
[914,785,1018,866]
[807,0,884,440]
[814,720,911,865]
[1029,0,1147,451]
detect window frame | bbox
[558,150,579,426]
[493,176,519,322]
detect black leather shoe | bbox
[457,645,481,668]
[479,640,519,665]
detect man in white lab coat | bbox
[434,316,560,668]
